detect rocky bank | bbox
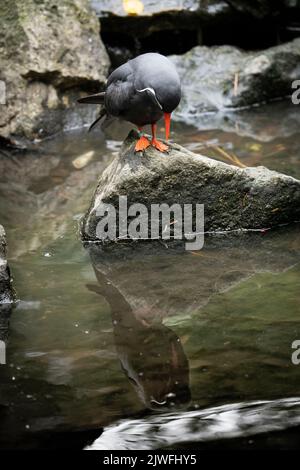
[0,0,110,147]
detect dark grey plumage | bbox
[78,53,181,130]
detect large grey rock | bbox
[81,131,300,245]
[0,0,110,147]
[171,38,300,123]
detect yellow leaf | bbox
[249,143,262,152]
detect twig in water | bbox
[214,146,247,168]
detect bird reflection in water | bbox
[87,267,191,411]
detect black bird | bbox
[78,53,181,152]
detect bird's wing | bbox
[105,62,135,116]
[106,61,132,87]
[78,61,135,120]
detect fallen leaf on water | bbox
[72,150,95,169]
[248,143,262,152]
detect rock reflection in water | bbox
[87,225,300,321]
[0,305,11,352]
[87,265,191,410]
[86,224,300,411]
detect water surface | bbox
[0,100,299,449]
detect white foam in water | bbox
[85,397,300,450]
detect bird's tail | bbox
[78,92,115,131]
[88,108,106,132]
[77,92,105,104]
[87,108,116,133]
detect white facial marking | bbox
[136,87,163,109]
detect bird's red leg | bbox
[164,113,171,140]
[135,126,150,152]
[151,123,169,152]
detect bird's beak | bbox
[164,113,171,140]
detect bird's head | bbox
[137,70,181,139]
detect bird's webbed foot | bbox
[151,139,169,152]
[135,135,151,152]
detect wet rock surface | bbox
[171,38,300,123]
[0,225,13,305]
[0,0,110,147]
[0,225,13,344]
[81,130,300,246]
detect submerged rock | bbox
[81,130,300,246]
[0,0,110,147]
[171,38,300,122]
